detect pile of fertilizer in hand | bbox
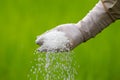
[37,30,71,52]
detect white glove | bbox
[36,0,120,52]
[36,24,84,51]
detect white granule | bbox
[37,30,71,52]
[28,51,79,80]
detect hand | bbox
[36,23,83,52]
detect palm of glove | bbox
[36,24,83,52]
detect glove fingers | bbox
[35,35,44,45]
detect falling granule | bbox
[28,30,79,80]
[28,51,79,80]
[37,30,71,52]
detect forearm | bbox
[76,0,116,42]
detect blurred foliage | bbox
[0,0,120,80]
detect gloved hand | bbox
[36,23,84,51]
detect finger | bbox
[35,35,44,45]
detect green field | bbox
[0,0,120,80]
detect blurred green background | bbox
[0,0,120,80]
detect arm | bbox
[36,0,120,52]
[76,0,120,42]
